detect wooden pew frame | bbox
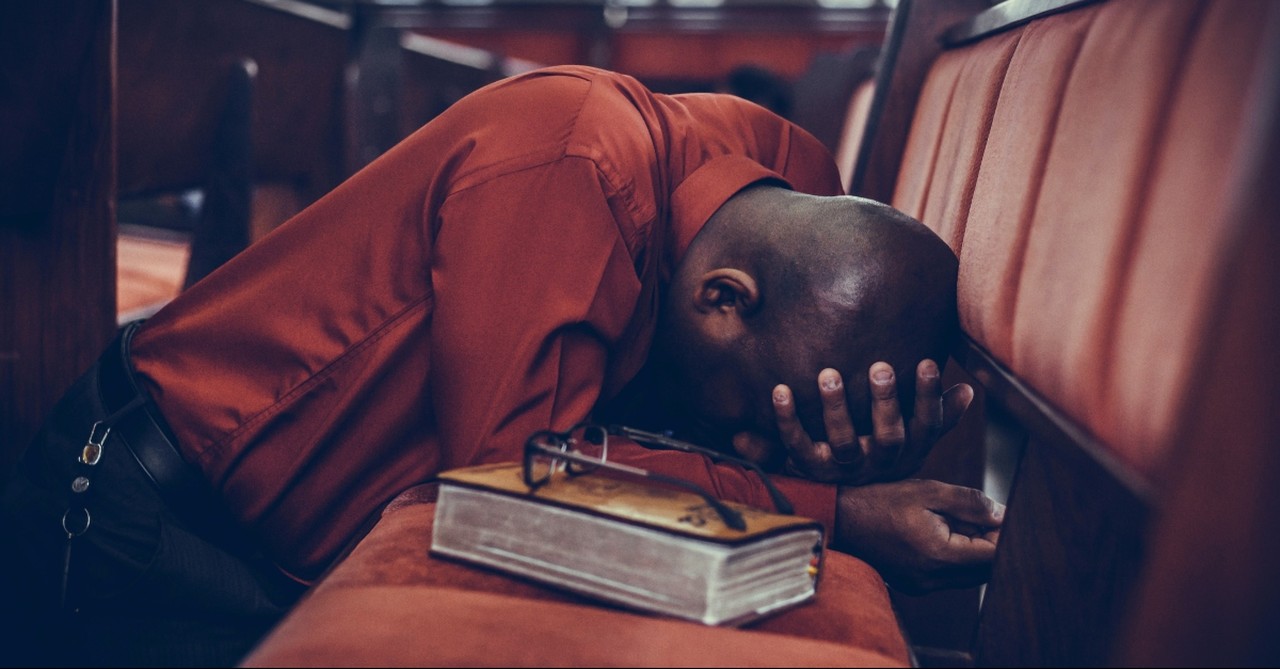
[0,0,118,480]
[956,336,1152,666]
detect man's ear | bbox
[694,268,761,316]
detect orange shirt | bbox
[130,66,842,582]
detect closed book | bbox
[429,462,824,626]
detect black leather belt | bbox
[97,321,247,550]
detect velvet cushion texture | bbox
[241,485,910,667]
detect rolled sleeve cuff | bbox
[772,476,838,538]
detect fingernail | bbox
[993,503,1006,520]
[921,360,939,380]
[821,371,841,391]
[773,386,790,405]
[873,369,893,385]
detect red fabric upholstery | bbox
[894,28,1021,252]
[1120,75,1280,663]
[893,0,1273,482]
[958,5,1100,365]
[835,78,877,192]
[1100,0,1271,466]
[240,587,907,668]
[240,485,911,667]
[893,41,967,224]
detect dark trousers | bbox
[1,338,302,667]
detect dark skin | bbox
[652,184,1001,593]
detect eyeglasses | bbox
[522,423,795,532]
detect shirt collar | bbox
[667,155,794,268]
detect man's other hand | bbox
[833,479,1002,594]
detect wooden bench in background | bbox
[112,0,543,326]
[113,0,351,322]
[1,0,116,480]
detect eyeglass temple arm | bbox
[608,425,794,515]
[528,444,747,532]
[574,454,747,532]
[639,470,747,531]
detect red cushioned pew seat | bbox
[240,484,911,667]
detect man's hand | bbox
[833,479,1003,594]
[736,359,973,485]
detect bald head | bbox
[654,184,958,448]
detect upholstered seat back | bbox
[893,0,1272,482]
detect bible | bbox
[429,462,824,626]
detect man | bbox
[1,65,999,666]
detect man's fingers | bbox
[942,528,999,564]
[867,362,905,467]
[897,359,945,476]
[817,369,860,464]
[910,359,944,441]
[731,431,773,465]
[941,382,975,434]
[773,385,820,468]
[930,483,1005,527]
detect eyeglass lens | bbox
[525,433,562,486]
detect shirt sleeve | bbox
[429,155,640,469]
